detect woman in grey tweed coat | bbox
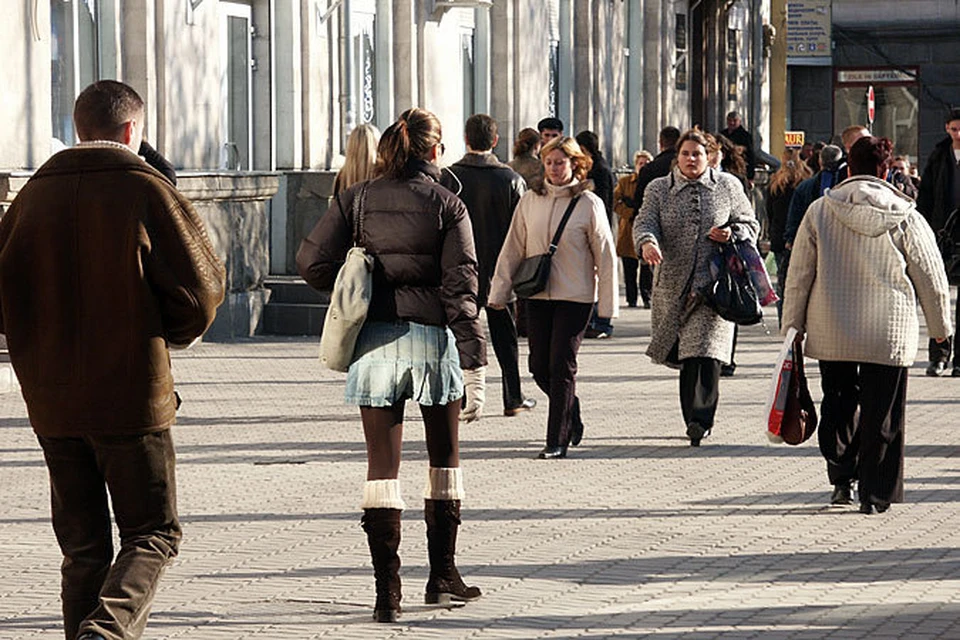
[634,129,759,446]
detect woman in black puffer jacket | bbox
[297,108,487,623]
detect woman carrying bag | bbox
[782,136,952,514]
[634,128,759,446]
[296,108,487,622]
[488,136,618,459]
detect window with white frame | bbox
[50,0,117,146]
[352,2,377,127]
[548,0,560,117]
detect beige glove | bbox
[460,366,486,423]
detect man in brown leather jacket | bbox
[0,80,225,640]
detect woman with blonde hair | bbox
[489,136,618,459]
[298,108,486,621]
[767,149,813,320]
[333,123,380,195]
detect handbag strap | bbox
[547,195,582,256]
[352,182,369,247]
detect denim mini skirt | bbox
[345,321,464,407]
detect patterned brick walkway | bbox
[2,305,959,639]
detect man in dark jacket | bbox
[0,80,226,640]
[783,144,845,247]
[441,114,535,415]
[576,130,617,339]
[721,111,756,185]
[917,108,960,377]
[635,126,681,204]
[629,126,681,307]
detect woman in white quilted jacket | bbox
[782,136,953,514]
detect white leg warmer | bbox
[360,479,406,510]
[423,467,465,501]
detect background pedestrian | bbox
[441,114,536,418]
[614,150,653,308]
[333,123,380,196]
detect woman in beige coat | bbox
[489,136,618,459]
[782,136,953,514]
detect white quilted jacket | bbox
[782,175,953,366]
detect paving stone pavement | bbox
[2,304,960,639]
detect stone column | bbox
[490,0,516,155]
[392,0,416,113]
[122,0,159,144]
[0,0,51,169]
[274,0,304,170]
[572,0,593,133]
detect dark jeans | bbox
[679,357,721,429]
[38,430,181,640]
[587,302,614,334]
[486,304,524,410]
[928,288,960,366]
[818,361,907,505]
[525,300,593,447]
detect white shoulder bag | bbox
[319,183,375,372]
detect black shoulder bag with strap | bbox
[700,220,763,326]
[513,195,582,299]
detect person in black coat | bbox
[720,111,756,184]
[441,114,535,415]
[139,140,177,185]
[576,130,616,338]
[629,126,681,307]
[636,126,681,202]
[917,107,960,377]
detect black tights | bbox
[361,400,461,480]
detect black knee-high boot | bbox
[424,499,481,604]
[361,508,402,622]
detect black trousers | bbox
[818,361,907,505]
[486,304,523,410]
[622,257,639,306]
[525,300,593,447]
[679,357,722,429]
[928,288,960,366]
[622,258,653,307]
[37,430,181,640]
[640,262,653,306]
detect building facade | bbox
[1,0,773,336]
[788,0,960,169]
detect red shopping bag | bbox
[765,328,796,443]
[780,333,818,445]
[765,328,818,445]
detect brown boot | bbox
[423,499,481,604]
[361,508,402,622]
